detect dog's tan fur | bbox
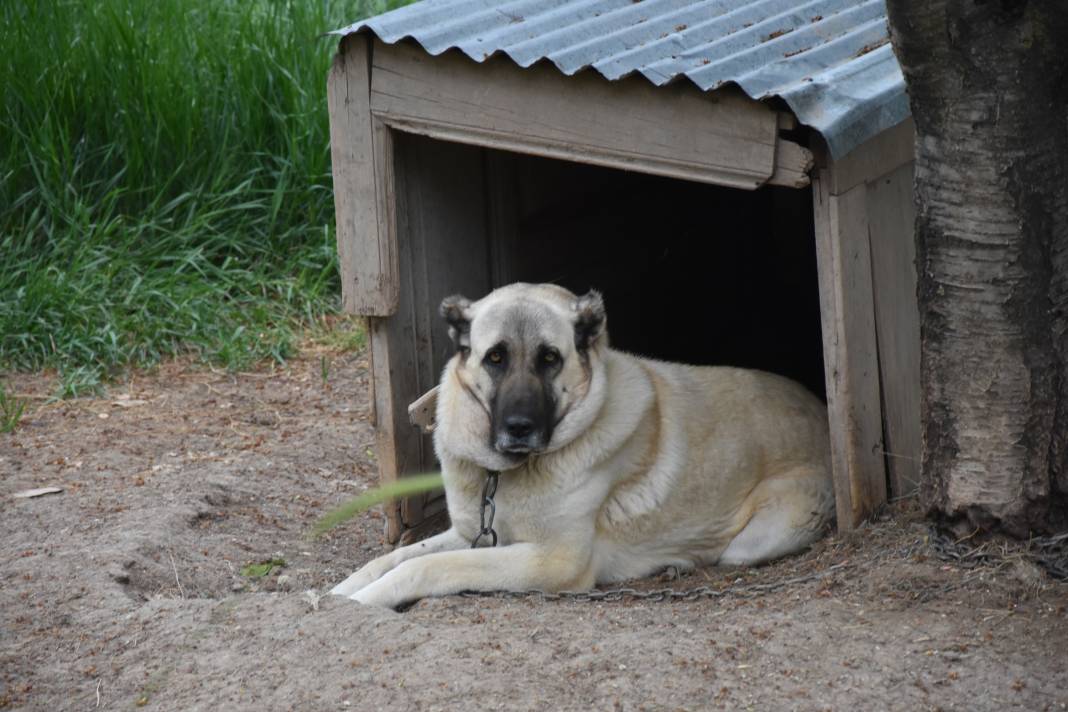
[331,283,834,608]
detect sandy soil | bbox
[2,346,1067,712]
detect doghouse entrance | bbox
[380,132,824,540]
[485,145,823,398]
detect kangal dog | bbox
[332,283,834,608]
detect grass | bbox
[0,0,410,394]
[0,382,28,434]
[311,473,445,537]
[240,558,287,578]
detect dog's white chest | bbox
[453,469,595,548]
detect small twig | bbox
[988,610,1014,629]
[169,553,186,599]
[743,562,849,593]
[95,678,101,708]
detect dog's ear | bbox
[440,294,472,352]
[572,290,606,352]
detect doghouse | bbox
[327,0,920,544]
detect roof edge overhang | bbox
[332,0,910,160]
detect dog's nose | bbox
[504,415,535,439]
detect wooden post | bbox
[327,34,398,316]
[368,133,495,543]
[866,162,921,497]
[812,163,889,529]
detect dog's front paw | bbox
[330,556,394,598]
[348,565,418,609]
[350,585,399,609]
[329,569,375,598]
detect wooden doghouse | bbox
[327,0,920,543]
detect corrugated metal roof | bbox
[333,0,908,159]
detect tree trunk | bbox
[885,0,1068,535]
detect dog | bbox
[331,283,835,608]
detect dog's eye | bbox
[486,349,504,365]
[542,350,558,364]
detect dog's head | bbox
[440,283,608,466]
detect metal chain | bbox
[470,471,500,549]
[927,524,1068,581]
[458,562,849,602]
[1033,532,1068,580]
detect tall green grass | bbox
[0,0,408,391]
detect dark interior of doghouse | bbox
[392,132,826,401]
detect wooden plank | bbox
[327,35,398,316]
[398,497,449,546]
[373,133,494,542]
[829,118,916,195]
[370,42,781,191]
[769,139,814,188]
[484,150,521,287]
[364,118,411,541]
[867,162,921,497]
[408,386,439,434]
[366,316,403,539]
[812,168,888,529]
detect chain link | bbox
[459,562,849,602]
[927,524,1068,581]
[470,471,500,549]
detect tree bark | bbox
[885,0,1068,535]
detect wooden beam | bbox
[327,35,398,316]
[770,138,815,189]
[867,162,921,497]
[813,167,888,529]
[369,41,794,191]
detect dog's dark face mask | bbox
[482,337,560,456]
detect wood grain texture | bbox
[866,161,921,497]
[327,35,397,316]
[366,316,403,538]
[484,150,521,287]
[813,168,888,529]
[369,41,784,190]
[407,386,439,434]
[770,138,815,188]
[372,134,494,541]
[829,118,915,195]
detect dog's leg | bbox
[329,528,469,598]
[718,467,834,567]
[350,542,592,609]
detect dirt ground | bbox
[2,345,1067,712]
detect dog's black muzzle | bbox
[491,376,553,456]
